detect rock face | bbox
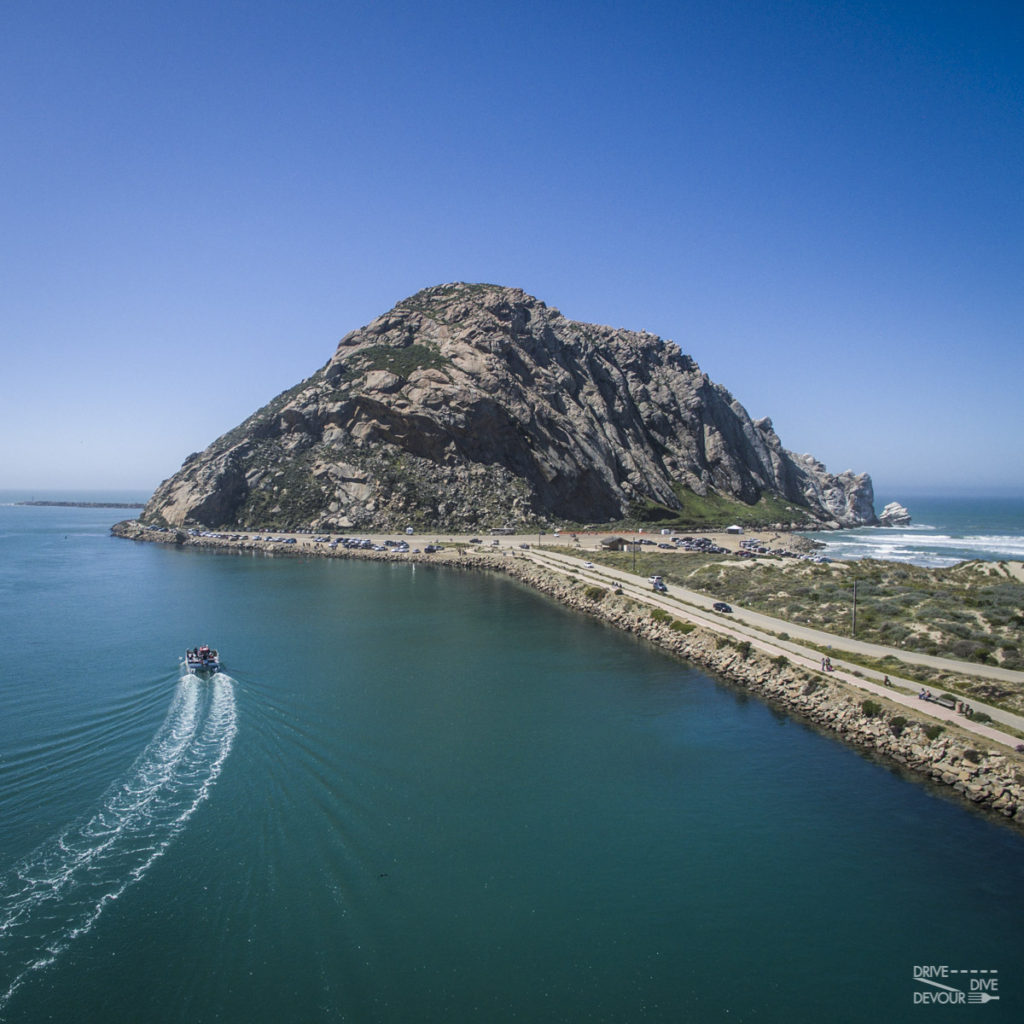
[879,501,912,527]
[143,283,878,531]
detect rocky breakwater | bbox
[111,522,1024,825]
[496,559,1024,826]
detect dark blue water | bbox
[1,500,1023,1022]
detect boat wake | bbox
[0,673,237,1011]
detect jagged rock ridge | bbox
[143,283,877,531]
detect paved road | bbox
[528,547,1024,683]
[521,547,1024,748]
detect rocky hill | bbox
[141,283,877,532]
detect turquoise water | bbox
[802,493,1024,566]
[1,501,1023,1022]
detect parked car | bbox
[712,602,732,613]
[653,581,668,593]
[583,561,594,569]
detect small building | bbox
[725,524,744,535]
[600,536,632,552]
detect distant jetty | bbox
[16,501,145,509]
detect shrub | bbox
[651,608,671,623]
[772,655,789,669]
[890,715,907,737]
[963,748,982,763]
[735,640,752,659]
[803,679,821,696]
[923,724,945,741]
[861,699,882,718]
[584,586,606,602]
[669,620,695,633]
[971,711,992,724]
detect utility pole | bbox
[852,579,858,637]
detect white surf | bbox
[0,673,237,1010]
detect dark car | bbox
[712,602,732,613]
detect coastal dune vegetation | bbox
[577,547,1024,711]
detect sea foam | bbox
[0,674,237,1011]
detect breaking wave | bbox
[0,673,237,1011]
[805,528,1024,568]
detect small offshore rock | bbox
[879,501,912,526]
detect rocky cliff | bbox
[142,283,877,531]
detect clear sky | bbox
[3,0,1022,502]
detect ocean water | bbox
[1,498,1023,1022]
[801,494,1024,567]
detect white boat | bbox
[184,645,221,674]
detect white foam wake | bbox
[0,674,237,1011]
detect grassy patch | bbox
[628,486,817,530]
[347,343,451,380]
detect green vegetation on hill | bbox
[396,283,501,325]
[213,370,327,452]
[349,342,451,379]
[629,486,817,529]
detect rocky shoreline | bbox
[112,520,1024,828]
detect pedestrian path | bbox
[525,548,1024,749]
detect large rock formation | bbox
[142,283,877,531]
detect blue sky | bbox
[2,0,1022,502]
